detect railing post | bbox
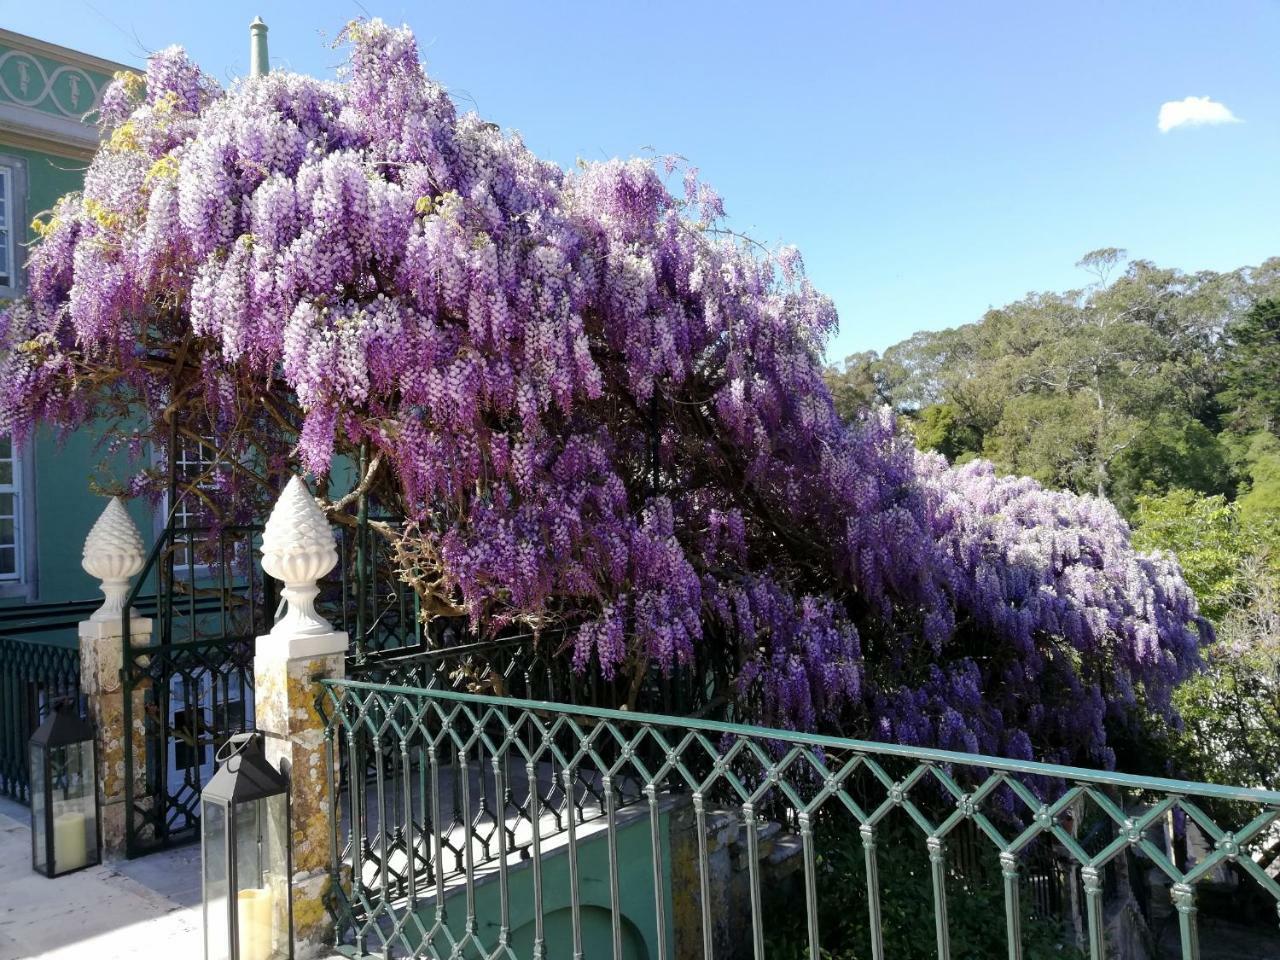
[254,476,348,955]
[78,496,149,859]
[1081,864,1106,960]
[999,851,1023,960]
[926,836,952,960]
[1171,882,1200,960]
[860,823,885,960]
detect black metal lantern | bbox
[29,702,101,878]
[202,732,293,960]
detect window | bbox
[0,165,12,290]
[0,156,27,298]
[173,435,217,529]
[0,434,23,582]
[157,433,229,572]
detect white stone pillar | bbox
[254,476,347,955]
[78,497,150,859]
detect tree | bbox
[846,251,1271,514]
[1238,431,1280,521]
[1131,490,1264,622]
[1222,299,1280,436]
[0,22,1206,766]
[1108,415,1233,516]
[909,402,982,463]
[824,351,884,421]
[1133,490,1280,790]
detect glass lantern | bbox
[202,732,293,960]
[29,703,100,878]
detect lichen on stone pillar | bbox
[78,496,150,859]
[255,475,349,955]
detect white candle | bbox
[237,887,274,960]
[52,811,88,873]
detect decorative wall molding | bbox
[0,102,99,152]
[0,29,131,80]
[0,50,102,118]
[0,28,132,156]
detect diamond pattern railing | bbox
[334,634,631,915]
[320,679,1280,960]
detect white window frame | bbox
[0,433,38,600]
[0,157,36,597]
[153,433,234,579]
[0,153,28,300]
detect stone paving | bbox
[0,797,203,959]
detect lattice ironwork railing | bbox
[334,632,732,913]
[334,634,626,913]
[320,678,1280,960]
[0,629,80,803]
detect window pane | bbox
[0,167,10,287]
[203,800,230,960]
[0,492,13,518]
[50,743,95,873]
[0,460,10,486]
[0,547,14,576]
[31,747,47,871]
[0,517,14,542]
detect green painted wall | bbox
[0,36,361,610]
[1,143,148,605]
[28,425,153,603]
[0,143,144,605]
[0,33,137,606]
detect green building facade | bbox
[0,28,145,605]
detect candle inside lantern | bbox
[52,811,88,873]
[237,887,274,960]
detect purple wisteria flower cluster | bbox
[0,22,1207,765]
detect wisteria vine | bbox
[0,22,1208,767]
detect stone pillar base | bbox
[79,617,151,860]
[255,637,346,953]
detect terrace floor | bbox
[0,796,205,959]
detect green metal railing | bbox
[320,678,1280,960]
[0,595,227,807]
[0,624,81,804]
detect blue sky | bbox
[9,1,1278,360]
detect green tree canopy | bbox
[834,252,1280,514]
[1222,299,1280,436]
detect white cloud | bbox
[1157,96,1241,133]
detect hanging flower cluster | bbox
[0,22,1208,765]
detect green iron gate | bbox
[120,519,272,856]
[117,499,425,856]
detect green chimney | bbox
[249,16,268,78]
